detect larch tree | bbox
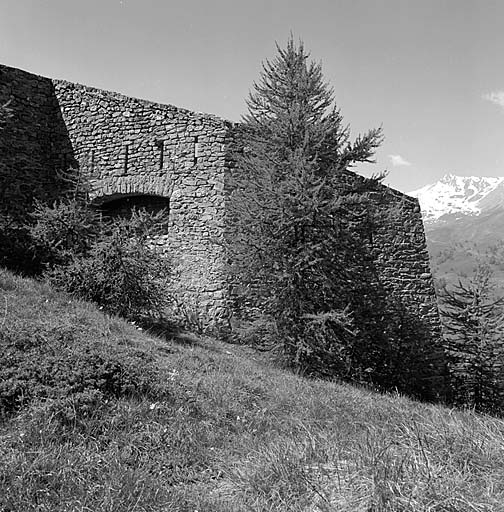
[228,37,396,380]
[439,263,504,413]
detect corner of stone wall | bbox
[363,175,448,400]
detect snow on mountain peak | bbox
[408,174,504,223]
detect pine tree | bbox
[244,38,381,172]
[229,37,387,379]
[439,263,504,413]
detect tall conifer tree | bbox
[229,37,386,377]
[440,264,504,412]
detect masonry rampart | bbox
[51,78,232,325]
[0,65,75,215]
[0,63,446,394]
[353,175,446,392]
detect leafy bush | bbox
[0,322,162,418]
[30,199,171,322]
[29,198,101,266]
[0,213,42,274]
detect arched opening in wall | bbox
[96,194,170,221]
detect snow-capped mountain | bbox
[408,174,504,288]
[408,173,504,224]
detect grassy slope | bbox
[1,269,504,511]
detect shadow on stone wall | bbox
[311,225,447,401]
[0,65,77,273]
[351,282,447,401]
[225,177,447,402]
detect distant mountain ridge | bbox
[407,174,504,287]
[408,173,504,224]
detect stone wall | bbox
[0,64,75,215]
[0,63,446,394]
[360,176,447,393]
[51,78,233,326]
[0,63,234,326]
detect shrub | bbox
[48,214,170,321]
[29,198,101,266]
[30,199,171,322]
[0,322,163,418]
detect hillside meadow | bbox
[1,267,504,511]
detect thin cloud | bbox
[389,154,412,167]
[483,91,504,110]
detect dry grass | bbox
[1,268,504,511]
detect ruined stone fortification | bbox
[0,63,232,325]
[0,63,446,391]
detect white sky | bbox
[1,0,503,192]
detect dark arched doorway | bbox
[97,194,170,220]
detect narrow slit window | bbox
[124,145,129,175]
[156,140,164,170]
[193,136,199,165]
